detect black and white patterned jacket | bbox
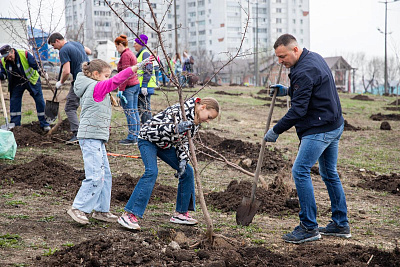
[138,98,200,161]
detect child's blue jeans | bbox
[73,139,112,213]
[124,139,195,218]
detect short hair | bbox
[48,33,64,44]
[273,34,297,49]
[114,34,128,47]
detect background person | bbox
[133,34,156,124]
[48,32,91,144]
[0,45,51,131]
[265,34,350,244]
[115,34,140,145]
[117,97,220,230]
[67,57,153,225]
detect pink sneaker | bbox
[170,211,198,225]
[118,212,140,230]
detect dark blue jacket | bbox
[273,48,344,139]
[0,49,42,94]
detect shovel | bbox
[0,82,15,130]
[236,64,283,226]
[44,86,59,124]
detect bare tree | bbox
[104,0,251,244]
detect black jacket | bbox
[273,48,344,139]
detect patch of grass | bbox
[1,193,15,198]
[5,214,29,220]
[62,242,74,247]
[43,248,58,256]
[0,234,22,248]
[39,216,55,222]
[23,110,34,116]
[251,239,266,245]
[5,200,27,206]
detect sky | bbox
[2,0,400,60]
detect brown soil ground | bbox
[370,113,400,121]
[1,88,399,266]
[389,99,400,105]
[351,95,374,101]
[214,91,243,96]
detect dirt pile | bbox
[344,120,361,131]
[214,91,242,96]
[34,230,400,266]
[11,120,72,147]
[351,95,374,101]
[370,113,400,121]
[357,172,400,195]
[389,99,400,105]
[206,175,299,216]
[196,132,288,173]
[0,156,177,203]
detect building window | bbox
[189,41,197,46]
[209,40,212,44]
[189,12,196,17]
[199,30,206,35]
[199,40,205,45]
[198,20,205,25]
[276,8,282,13]
[190,32,196,36]
[293,19,296,24]
[277,28,282,33]
[199,10,205,15]
[188,2,196,7]
[277,0,281,3]
[198,0,205,6]
[276,18,282,23]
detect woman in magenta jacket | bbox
[115,34,140,145]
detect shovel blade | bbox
[45,100,59,124]
[236,196,262,226]
[1,122,15,131]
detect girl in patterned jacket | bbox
[118,97,220,230]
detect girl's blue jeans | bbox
[293,123,348,229]
[124,139,195,218]
[73,139,112,213]
[121,84,140,142]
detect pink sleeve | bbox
[93,67,134,102]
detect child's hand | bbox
[176,121,193,134]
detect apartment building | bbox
[65,0,309,55]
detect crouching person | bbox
[118,97,220,230]
[67,57,153,224]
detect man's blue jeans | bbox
[124,139,195,218]
[293,123,348,229]
[138,93,152,124]
[121,85,140,142]
[73,139,112,213]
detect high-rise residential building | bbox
[64,0,309,65]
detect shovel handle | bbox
[0,82,8,122]
[250,64,284,201]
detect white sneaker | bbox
[43,126,51,132]
[92,211,118,222]
[67,207,89,224]
[170,211,198,225]
[118,212,141,230]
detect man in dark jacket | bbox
[264,34,350,244]
[0,45,50,131]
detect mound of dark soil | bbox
[344,120,361,131]
[370,113,400,121]
[351,95,374,101]
[257,89,269,94]
[196,132,288,173]
[380,121,391,130]
[206,175,299,216]
[0,156,177,203]
[389,99,400,105]
[214,91,242,96]
[11,119,73,147]
[34,229,400,266]
[384,106,400,111]
[357,172,400,195]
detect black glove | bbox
[175,160,187,178]
[176,121,193,134]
